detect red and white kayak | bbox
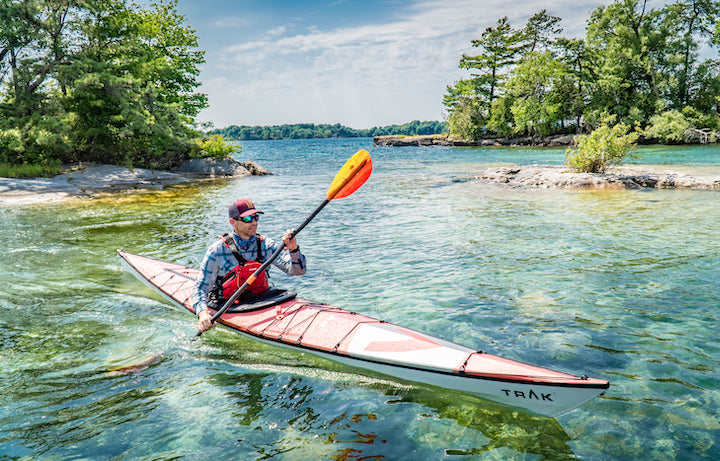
[118,249,609,417]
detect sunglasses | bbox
[235,214,260,223]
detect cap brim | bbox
[239,209,264,217]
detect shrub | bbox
[0,129,23,164]
[644,110,691,143]
[447,99,484,141]
[0,162,62,178]
[192,134,242,158]
[566,120,638,173]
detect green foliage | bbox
[0,0,207,169]
[486,97,515,136]
[566,120,639,173]
[644,110,692,143]
[682,106,720,132]
[662,0,719,109]
[212,121,447,141]
[523,10,563,53]
[0,129,22,164]
[192,134,241,158]
[444,16,526,138]
[0,161,62,178]
[446,100,483,140]
[444,1,720,142]
[0,111,74,165]
[504,51,568,136]
[584,0,668,124]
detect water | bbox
[1,138,719,460]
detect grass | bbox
[0,162,63,178]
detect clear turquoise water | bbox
[1,139,719,460]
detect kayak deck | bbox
[118,249,609,417]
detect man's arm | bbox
[264,231,306,276]
[192,245,221,331]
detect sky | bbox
[175,0,672,130]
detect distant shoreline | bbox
[373,134,718,147]
[374,134,577,147]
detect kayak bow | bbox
[118,249,609,417]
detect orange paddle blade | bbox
[326,149,372,200]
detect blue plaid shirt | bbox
[192,232,306,314]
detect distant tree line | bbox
[211,120,447,140]
[444,1,720,143]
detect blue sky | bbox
[175,0,671,129]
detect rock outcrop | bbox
[173,158,271,177]
[475,165,720,190]
[0,157,271,205]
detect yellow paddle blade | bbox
[326,149,372,200]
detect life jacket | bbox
[212,233,269,304]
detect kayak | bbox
[117,249,609,417]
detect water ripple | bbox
[2,141,720,459]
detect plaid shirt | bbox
[192,231,306,314]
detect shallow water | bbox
[1,139,719,460]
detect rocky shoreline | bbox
[374,134,578,147]
[0,157,271,206]
[475,165,720,190]
[3,155,719,206]
[374,134,720,190]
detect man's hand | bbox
[198,310,214,333]
[282,229,298,251]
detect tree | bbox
[498,12,568,136]
[687,59,720,119]
[522,9,563,53]
[662,0,719,109]
[502,51,570,136]
[444,17,525,139]
[66,0,207,166]
[585,0,669,124]
[447,98,484,139]
[0,0,84,163]
[557,38,595,132]
[443,2,720,141]
[0,0,207,167]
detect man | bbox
[192,199,306,332]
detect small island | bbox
[374,134,720,190]
[474,165,720,190]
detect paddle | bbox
[192,149,372,340]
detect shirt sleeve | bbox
[263,236,306,276]
[192,242,221,315]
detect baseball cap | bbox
[228,199,264,219]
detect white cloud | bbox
[198,0,666,128]
[266,26,287,38]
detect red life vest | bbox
[216,234,269,302]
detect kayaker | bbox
[192,199,306,332]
